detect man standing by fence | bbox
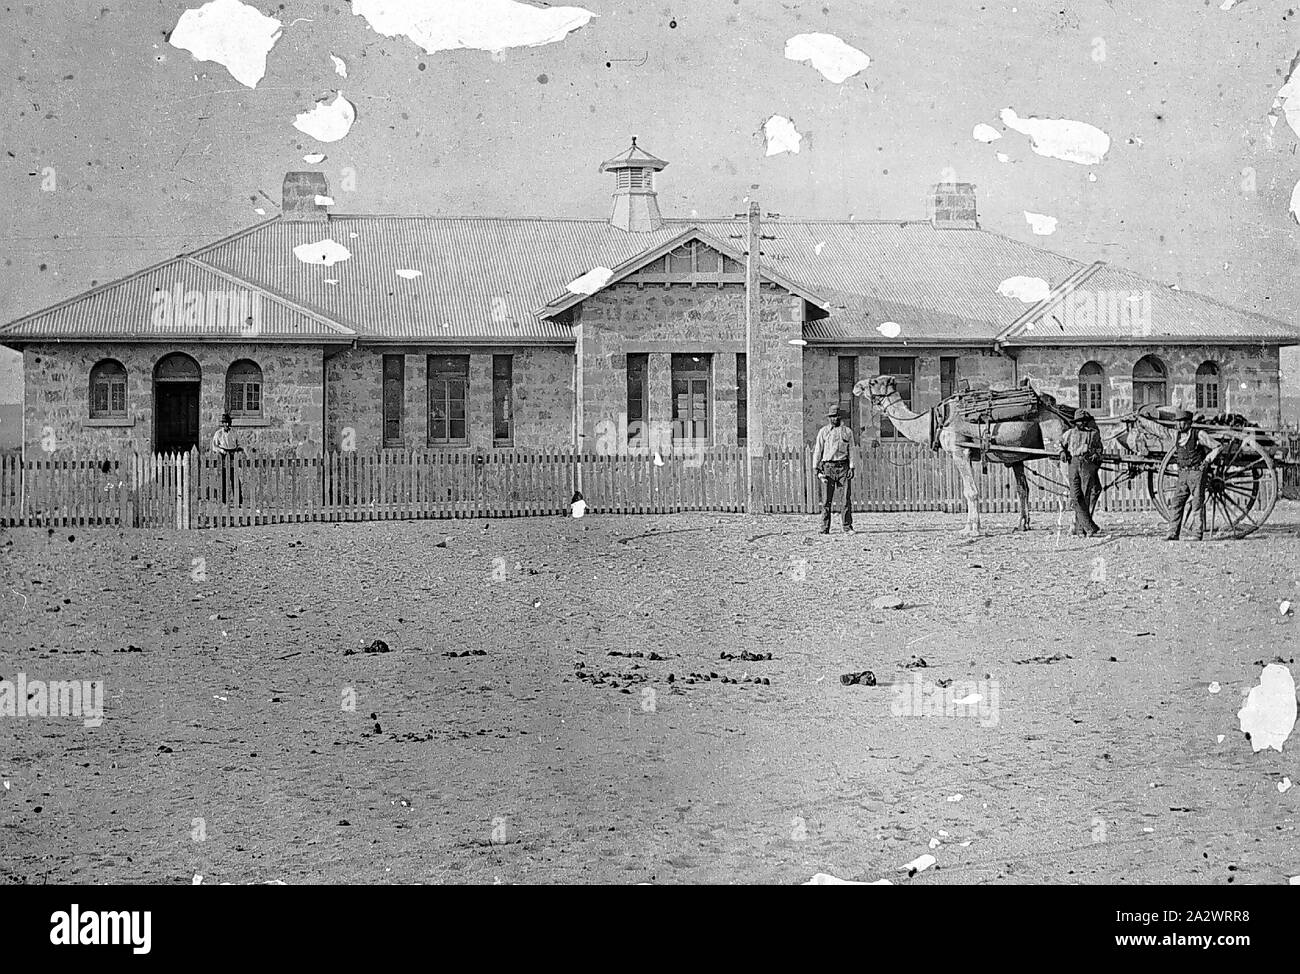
[1060,409,1104,537]
[211,412,243,504]
[813,405,856,535]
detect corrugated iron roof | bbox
[1000,262,1300,344]
[5,212,1296,347]
[0,256,354,342]
[194,217,691,342]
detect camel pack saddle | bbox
[949,384,1042,425]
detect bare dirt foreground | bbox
[2,503,1298,886]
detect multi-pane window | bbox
[226,359,263,418]
[427,355,469,445]
[736,352,747,446]
[89,359,127,418]
[940,356,959,401]
[837,356,859,434]
[492,355,513,444]
[626,353,648,442]
[877,356,915,438]
[1078,361,1105,412]
[382,355,404,447]
[671,353,711,441]
[1132,354,1167,409]
[1195,361,1220,412]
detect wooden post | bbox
[744,200,766,514]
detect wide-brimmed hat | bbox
[1074,409,1092,422]
[1172,409,1193,422]
[826,405,841,417]
[220,412,233,424]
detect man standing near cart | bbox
[1059,409,1104,537]
[1165,410,1223,542]
[813,404,856,535]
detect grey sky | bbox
[2,0,1297,403]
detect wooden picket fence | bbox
[0,441,1164,529]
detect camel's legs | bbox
[953,450,981,536]
[1011,462,1031,532]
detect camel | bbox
[853,375,1073,536]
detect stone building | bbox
[2,140,1296,458]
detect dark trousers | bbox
[1067,458,1101,535]
[1166,467,1205,540]
[218,455,243,505]
[820,460,853,532]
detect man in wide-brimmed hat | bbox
[1059,409,1104,537]
[211,412,244,504]
[813,404,857,535]
[1165,409,1222,541]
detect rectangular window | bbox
[427,355,469,445]
[878,355,915,438]
[736,352,747,446]
[671,353,711,441]
[626,353,648,443]
[492,355,513,444]
[940,356,958,401]
[837,356,859,434]
[382,355,404,447]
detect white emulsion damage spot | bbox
[1023,211,1058,235]
[566,266,614,295]
[999,108,1110,165]
[293,239,352,266]
[169,0,283,88]
[1289,178,1300,225]
[876,321,902,339]
[350,0,595,55]
[331,53,348,77]
[1271,56,1300,139]
[302,153,326,164]
[972,123,1001,143]
[395,268,422,279]
[763,115,803,156]
[997,276,1051,303]
[1238,663,1297,753]
[783,33,870,83]
[293,92,357,143]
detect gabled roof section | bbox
[0,254,355,343]
[998,261,1300,346]
[536,225,830,318]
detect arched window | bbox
[89,359,127,418]
[1195,361,1220,412]
[1077,361,1105,412]
[226,359,263,417]
[1132,354,1167,409]
[154,352,200,382]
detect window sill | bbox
[231,417,269,428]
[82,416,135,428]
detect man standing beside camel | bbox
[813,405,856,535]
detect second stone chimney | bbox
[599,138,668,233]
[282,171,331,222]
[930,182,978,229]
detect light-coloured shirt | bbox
[1060,427,1103,461]
[813,423,855,468]
[211,426,240,455]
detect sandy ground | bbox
[1,502,1298,885]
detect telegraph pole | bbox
[744,200,765,514]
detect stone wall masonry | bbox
[23,342,324,457]
[1014,344,1281,424]
[327,345,574,452]
[575,281,804,449]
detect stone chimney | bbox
[599,138,668,233]
[930,182,978,229]
[282,171,331,222]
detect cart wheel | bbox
[1152,434,1277,539]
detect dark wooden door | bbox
[155,383,199,453]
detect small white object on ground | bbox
[946,794,962,802]
[571,498,587,518]
[1279,777,1293,794]
[193,874,203,884]
[1217,734,1225,743]
[900,854,936,873]
[1280,600,1292,615]
[928,837,941,849]
[1209,682,1221,694]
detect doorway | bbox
[153,353,201,453]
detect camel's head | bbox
[855,375,897,403]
